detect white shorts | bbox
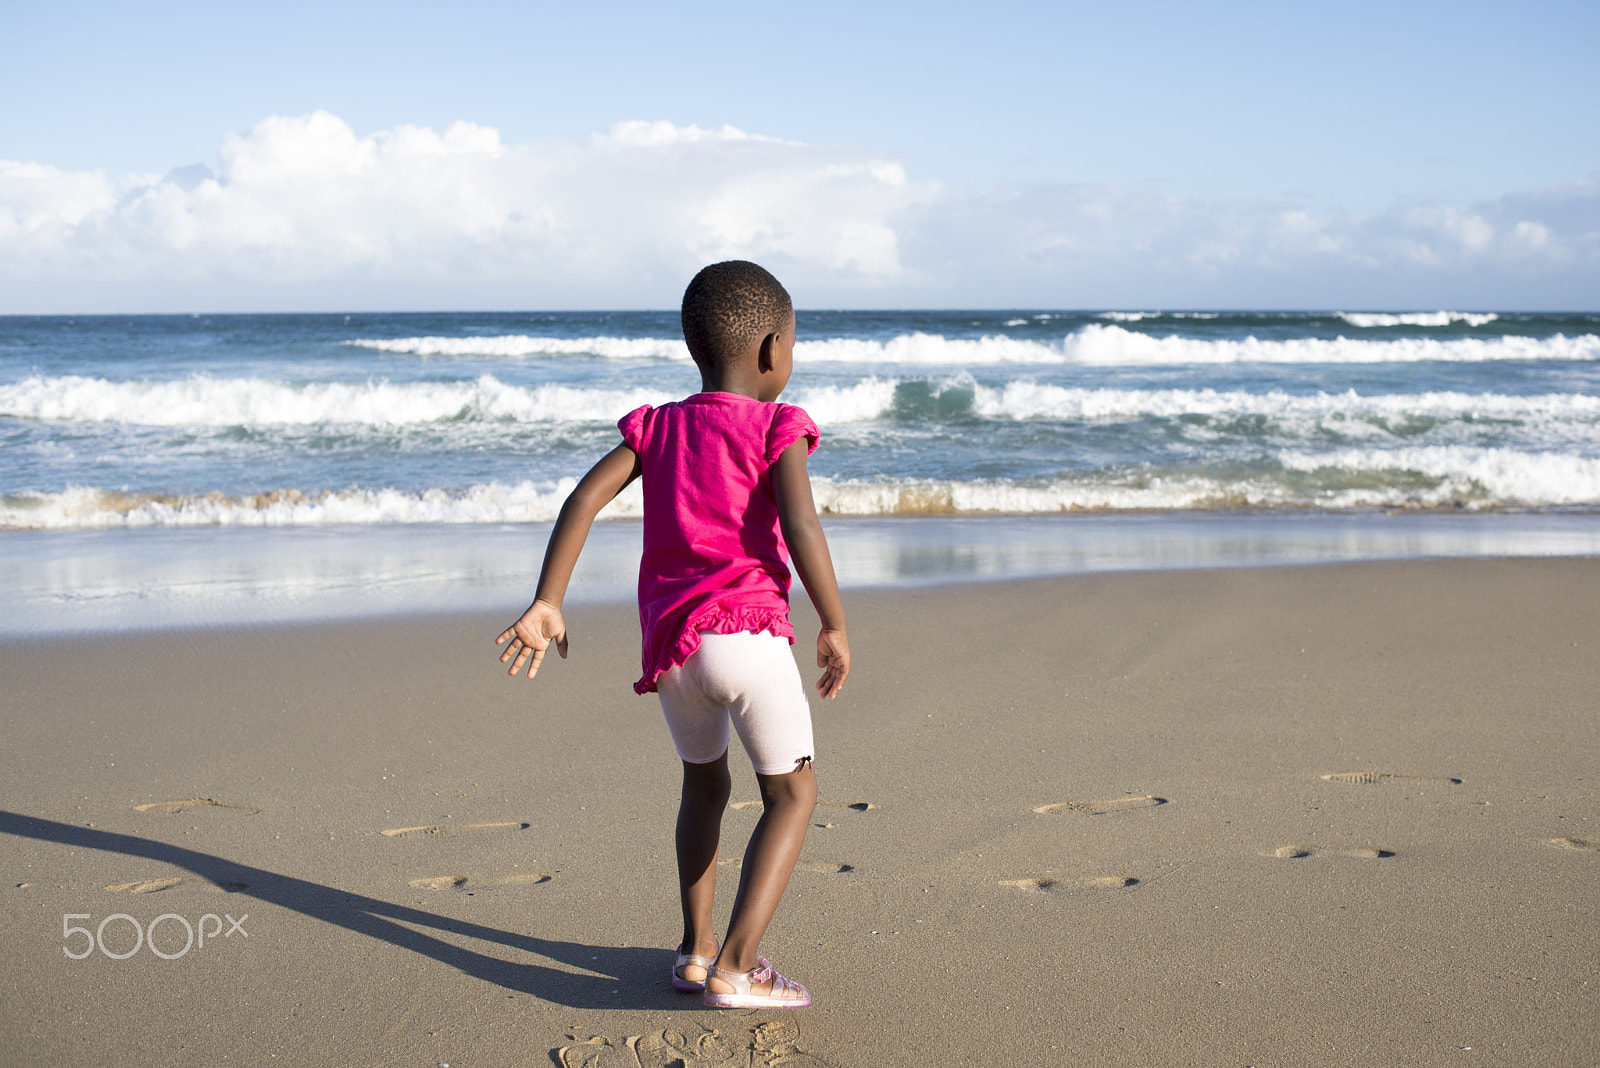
[656,630,815,776]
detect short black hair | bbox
[680,260,793,370]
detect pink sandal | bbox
[672,942,718,992]
[702,957,811,1009]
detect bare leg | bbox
[707,762,818,994]
[676,752,731,975]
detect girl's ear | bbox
[756,331,778,373]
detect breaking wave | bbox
[8,443,1599,530]
[346,326,1599,366]
[1096,311,1221,322]
[5,373,1598,434]
[1336,311,1499,328]
[0,481,641,530]
[347,335,689,359]
[0,374,673,427]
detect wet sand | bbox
[2,558,1597,1066]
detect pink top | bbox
[619,393,820,694]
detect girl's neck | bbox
[698,365,762,400]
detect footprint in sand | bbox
[135,798,260,814]
[1548,837,1598,852]
[105,876,248,893]
[731,800,876,812]
[733,799,874,829]
[1267,844,1395,859]
[557,1020,825,1068]
[718,858,854,874]
[795,860,853,874]
[380,821,529,838]
[408,873,551,891]
[1320,772,1462,785]
[555,1036,623,1068]
[1000,875,1139,893]
[632,1027,735,1068]
[1033,796,1167,816]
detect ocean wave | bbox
[791,379,902,424]
[1096,311,1220,322]
[340,326,1600,366]
[1051,325,1593,365]
[1277,445,1600,506]
[797,326,1593,365]
[816,447,1600,512]
[9,448,1597,530]
[968,383,1600,424]
[6,372,1598,432]
[1336,311,1499,328]
[346,335,690,359]
[0,373,896,429]
[0,374,673,427]
[0,481,646,530]
[810,477,1259,514]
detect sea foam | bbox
[6,373,1598,436]
[1051,326,1592,365]
[0,480,646,530]
[1277,445,1600,506]
[0,374,672,427]
[1096,311,1220,322]
[803,327,1599,365]
[969,382,1600,424]
[9,443,1598,530]
[345,327,1600,367]
[1336,311,1499,328]
[346,335,690,359]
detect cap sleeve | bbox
[765,403,820,465]
[618,405,653,452]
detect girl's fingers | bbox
[496,617,563,678]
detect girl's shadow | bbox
[1,810,685,1010]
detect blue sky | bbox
[3,0,1597,311]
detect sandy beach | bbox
[2,557,1596,1067]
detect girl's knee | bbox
[756,763,817,809]
[682,755,733,801]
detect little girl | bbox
[495,261,850,1010]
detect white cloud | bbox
[594,120,773,147]
[0,112,928,309]
[0,112,1595,311]
[897,175,1600,307]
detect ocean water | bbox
[3,309,1598,631]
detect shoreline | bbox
[4,509,1600,637]
[2,558,1596,1065]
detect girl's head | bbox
[681,261,793,378]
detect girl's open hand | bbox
[815,627,850,699]
[496,599,568,679]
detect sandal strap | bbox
[675,943,718,979]
[770,972,804,1000]
[708,957,805,1000]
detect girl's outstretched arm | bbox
[496,443,641,679]
[772,439,850,698]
